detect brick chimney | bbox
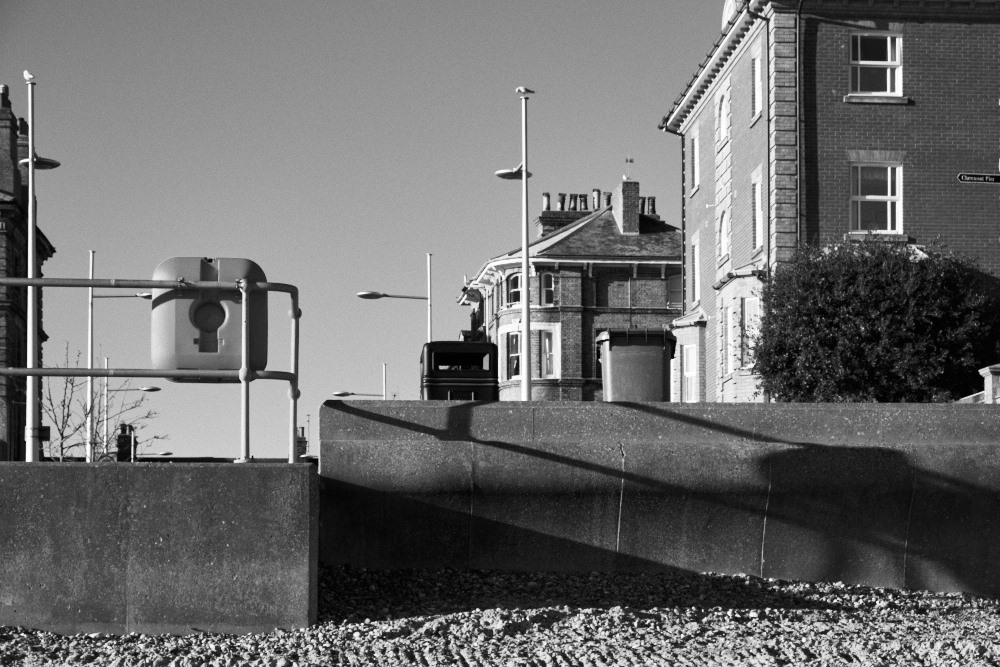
[0,85,20,197]
[612,180,641,235]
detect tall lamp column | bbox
[518,87,531,402]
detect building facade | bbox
[0,84,56,460]
[460,180,682,401]
[660,0,1000,403]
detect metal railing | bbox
[0,276,301,463]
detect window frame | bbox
[540,330,556,378]
[741,296,761,369]
[506,272,522,306]
[850,34,902,96]
[751,54,762,120]
[690,127,701,193]
[715,92,731,148]
[718,209,730,260]
[505,331,521,379]
[752,177,764,251]
[850,163,903,234]
[690,234,700,305]
[540,272,555,306]
[682,344,699,403]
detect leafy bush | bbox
[753,241,1000,402]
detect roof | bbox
[660,0,1000,135]
[464,205,681,296]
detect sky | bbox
[1,1,726,459]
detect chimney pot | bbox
[593,189,602,209]
[542,192,551,211]
[557,193,566,211]
[648,196,657,216]
[604,192,612,207]
[579,193,588,211]
[569,194,578,211]
[639,197,647,215]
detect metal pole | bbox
[24,75,38,461]
[86,251,94,462]
[382,363,387,400]
[287,289,300,464]
[519,89,532,402]
[130,426,136,463]
[103,357,109,450]
[427,253,432,342]
[237,279,251,462]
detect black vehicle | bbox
[420,341,499,400]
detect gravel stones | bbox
[2,566,1000,665]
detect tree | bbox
[41,345,166,461]
[753,241,1000,402]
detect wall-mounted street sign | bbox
[957,173,1000,184]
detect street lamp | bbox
[101,360,160,456]
[495,86,534,401]
[357,253,433,342]
[332,362,387,399]
[85,249,153,461]
[20,70,61,460]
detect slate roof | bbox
[488,205,682,265]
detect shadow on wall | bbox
[320,400,1000,596]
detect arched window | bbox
[716,92,730,147]
[506,273,521,305]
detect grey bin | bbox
[597,329,676,402]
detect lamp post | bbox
[357,253,433,342]
[495,86,534,401]
[332,363,387,400]
[85,249,152,462]
[101,358,160,455]
[20,71,61,460]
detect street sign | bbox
[957,173,1000,184]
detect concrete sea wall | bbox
[0,463,317,635]
[320,400,1000,595]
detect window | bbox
[751,55,762,118]
[752,178,764,250]
[690,235,700,303]
[506,273,521,306]
[540,331,555,378]
[506,332,520,379]
[851,35,901,95]
[540,272,555,305]
[851,164,902,232]
[682,344,699,402]
[718,210,730,259]
[667,274,682,306]
[741,297,761,367]
[723,307,734,375]
[690,128,700,192]
[716,93,730,147]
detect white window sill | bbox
[844,94,910,105]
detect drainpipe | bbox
[797,0,805,245]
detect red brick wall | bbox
[805,16,1000,272]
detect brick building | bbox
[459,180,682,401]
[0,84,56,460]
[659,0,1000,403]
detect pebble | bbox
[2,566,1000,665]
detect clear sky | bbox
[1,1,726,459]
